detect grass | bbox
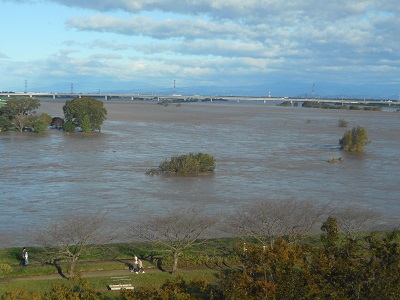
[2,233,394,297]
[0,268,221,299]
[0,238,243,297]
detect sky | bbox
[0,0,399,98]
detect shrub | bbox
[0,263,12,274]
[339,126,369,152]
[27,118,48,133]
[338,118,348,127]
[51,117,64,128]
[277,101,292,107]
[63,120,76,132]
[159,153,215,175]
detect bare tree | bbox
[333,205,382,241]
[34,213,116,277]
[226,199,328,247]
[13,112,29,132]
[133,206,217,274]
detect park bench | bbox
[108,276,134,290]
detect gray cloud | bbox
[3,0,399,96]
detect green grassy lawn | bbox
[0,268,221,299]
[2,234,393,297]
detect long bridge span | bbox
[0,92,396,106]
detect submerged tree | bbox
[339,126,369,152]
[63,97,107,132]
[159,153,216,175]
[0,97,40,119]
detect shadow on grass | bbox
[117,259,133,271]
[46,259,67,279]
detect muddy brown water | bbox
[1,99,399,247]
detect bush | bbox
[277,101,292,107]
[159,153,216,175]
[0,263,12,275]
[339,126,369,152]
[63,120,76,132]
[338,118,348,127]
[27,118,48,133]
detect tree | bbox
[0,115,12,131]
[0,97,40,119]
[38,113,52,125]
[80,114,91,133]
[218,240,314,300]
[134,206,217,274]
[338,118,348,127]
[62,120,76,133]
[51,117,64,129]
[63,97,107,132]
[159,153,216,175]
[27,118,48,133]
[227,199,328,247]
[13,112,30,132]
[34,213,114,277]
[333,205,382,241]
[320,216,339,249]
[339,126,369,152]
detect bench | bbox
[108,284,134,290]
[108,276,134,291]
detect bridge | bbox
[0,92,396,106]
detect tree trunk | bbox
[172,251,179,274]
[69,256,78,277]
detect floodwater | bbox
[1,99,399,247]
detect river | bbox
[0,99,399,247]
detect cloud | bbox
[2,0,399,96]
[0,52,10,59]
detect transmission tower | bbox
[70,83,74,94]
[24,80,28,93]
[312,83,315,98]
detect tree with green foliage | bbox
[27,118,48,133]
[363,230,400,299]
[320,216,339,249]
[0,97,40,119]
[159,153,215,175]
[38,113,52,126]
[0,115,12,131]
[339,126,369,152]
[80,114,91,133]
[62,120,76,133]
[63,97,107,132]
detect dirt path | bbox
[0,262,233,284]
